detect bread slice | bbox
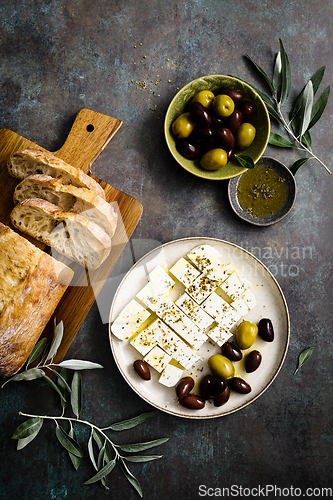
[10,198,111,270]
[7,149,106,200]
[0,222,74,378]
[14,174,118,238]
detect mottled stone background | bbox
[0,1,332,499]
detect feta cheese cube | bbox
[186,274,220,304]
[143,345,172,373]
[158,362,184,387]
[136,281,164,311]
[130,320,162,355]
[207,324,233,347]
[201,292,231,319]
[169,257,201,287]
[220,271,249,299]
[230,297,249,316]
[186,244,222,271]
[155,319,200,368]
[175,293,214,331]
[204,262,235,283]
[111,299,151,341]
[148,265,175,293]
[156,296,207,350]
[217,306,242,330]
[242,289,257,310]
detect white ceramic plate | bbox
[109,237,290,419]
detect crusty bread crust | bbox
[14,174,118,237]
[0,223,73,378]
[11,198,112,270]
[7,149,106,200]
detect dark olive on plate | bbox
[133,360,151,381]
[229,377,251,394]
[241,102,254,121]
[222,341,243,362]
[189,101,212,126]
[191,125,215,143]
[227,109,242,133]
[245,350,262,373]
[210,377,227,398]
[176,139,201,160]
[179,394,205,410]
[227,148,235,161]
[258,318,274,342]
[217,127,235,150]
[217,87,243,103]
[200,374,213,400]
[214,386,230,407]
[176,376,194,399]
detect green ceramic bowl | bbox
[164,75,270,180]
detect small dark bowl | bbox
[228,157,297,226]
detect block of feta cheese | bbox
[147,265,175,294]
[201,291,232,320]
[169,257,201,287]
[186,244,222,271]
[204,262,235,284]
[175,293,214,331]
[241,289,257,310]
[207,324,233,347]
[130,319,162,356]
[111,299,151,341]
[155,296,207,350]
[143,345,172,373]
[158,362,184,387]
[136,281,165,312]
[217,305,242,330]
[230,296,250,316]
[220,271,249,300]
[186,274,221,304]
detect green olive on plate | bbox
[235,320,258,350]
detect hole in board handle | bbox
[86,124,94,132]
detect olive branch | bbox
[243,39,331,175]
[2,320,168,497]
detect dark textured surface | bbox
[1,1,332,499]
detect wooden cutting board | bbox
[0,107,143,363]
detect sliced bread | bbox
[7,149,106,199]
[10,198,111,270]
[14,174,118,238]
[0,222,73,377]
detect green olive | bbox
[208,354,235,380]
[212,94,235,118]
[191,90,215,109]
[171,112,196,139]
[235,320,258,350]
[200,148,228,171]
[235,123,256,149]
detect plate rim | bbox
[109,236,290,419]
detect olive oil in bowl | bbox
[228,157,297,226]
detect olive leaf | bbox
[26,338,48,366]
[47,320,64,361]
[57,359,103,370]
[55,425,84,458]
[119,437,169,453]
[294,347,315,374]
[84,458,117,486]
[269,132,297,148]
[57,368,73,409]
[120,459,143,498]
[2,367,45,387]
[12,417,43,440]
[68,424,81,470]
[234,154,254,169]
[272,51,282,97]
[308,86,330,131]
[71,371,82,418]
[298,80,314,138]
[278,38,292,105]
[124,455,163,463]
[41,372,67,402]
[245,54,275,95]
[289,157,310,175]
[106,411,157,431]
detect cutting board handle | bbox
[53,108,122,173]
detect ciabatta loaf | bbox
[8,149,106,199]
[14,174,118,237]
[11,198,111,270]
[0,222,73,378]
